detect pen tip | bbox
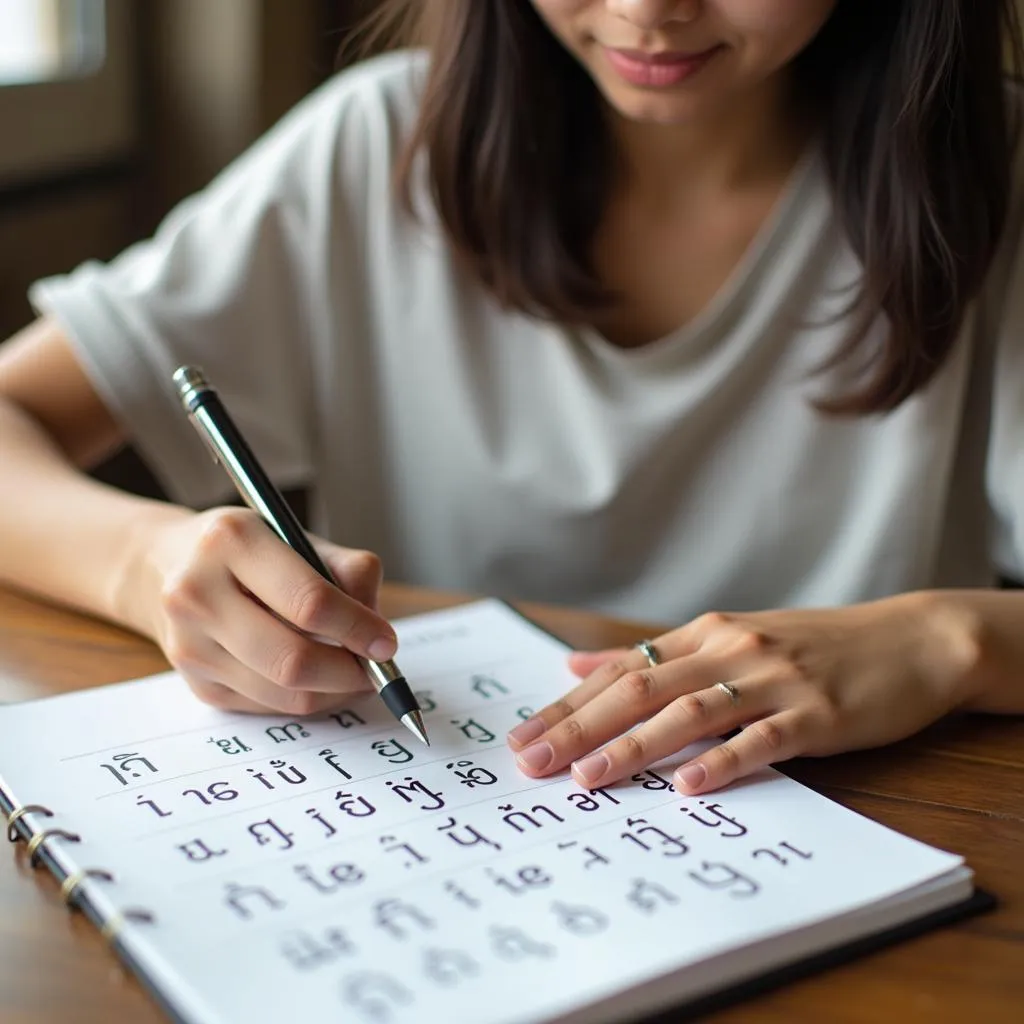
[401,710,430,746]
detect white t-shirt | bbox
[28,50,1024,626]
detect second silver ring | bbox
[634,639,660,668]
[715,681,741,705]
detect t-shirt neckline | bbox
[569,141,825,369]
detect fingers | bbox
[509,636,701,753]
[184,669,356,717]
[154,509,394,717]
[507,652,647,750]
[672,710,804,794]
[566,629,706,680]
[166,586,372,711]
[201,512,397,661]
[318,543,384,612]
[509,647,720,774]
[208,582,373,695]
[516,626,708,749]
[566,648,628,677]
[569,681,775,790]
[513,664,694,776]
[512,622,802,794]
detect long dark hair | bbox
[355,1,1023,414]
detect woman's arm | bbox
[0,316,183,633]
[941,588,1024,714]
[0,316,397,714]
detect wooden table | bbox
[1,583,1022,1024]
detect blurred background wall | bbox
[0,0,378,501]
[0,0,378,342]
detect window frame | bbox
[0,0,135,189]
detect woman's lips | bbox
[603,45,722,88]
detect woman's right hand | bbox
[121,505,396,716]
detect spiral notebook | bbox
[0,599,990,1024]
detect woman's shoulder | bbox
[331,47,428,99]
[303,48,429,137]
[182,49,430,215]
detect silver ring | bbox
[634,639,660,668]
[715,681,740,705]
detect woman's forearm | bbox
[0,398,189,636]
[923,588,1024,714]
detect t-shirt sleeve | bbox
[27,63,380,510]
[987,102,1024,580]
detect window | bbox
[0,0,135,187]
[0,0,104,85]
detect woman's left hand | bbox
[506,592,981,795]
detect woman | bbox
[0,1,1022,797]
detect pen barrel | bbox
[187,403,328,577]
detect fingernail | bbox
[507,717,546,748]
[675,763,706,791]
[368,635,397,661]
[516,742,554,773]
[572,753,609,787]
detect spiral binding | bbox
[6,802,52,842]
[3,797,156,946]
[60,867,114,906]
[100,907,157,945]
[25,826,81,865]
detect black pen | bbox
[172,365,428,746]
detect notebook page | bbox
[0,599,964,1024]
